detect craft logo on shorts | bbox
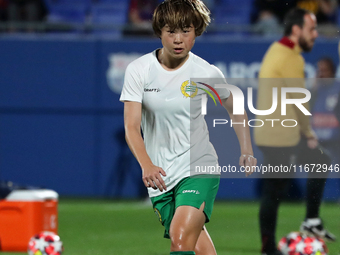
[182,189,200,195]
[154,208,162,223]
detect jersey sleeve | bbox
[119,62,144,103]
[210,65,230,99]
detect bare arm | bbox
[124,101,167,191]
[222,94,257,176]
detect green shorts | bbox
[150,175,220,238]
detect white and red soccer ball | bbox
[278,232,328,255]
[27,231,63,255]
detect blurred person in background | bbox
[310,57,340,165]
[336,42,340,124]
[335,92,340,122]
[251,0,337,36]
[254,8,335,255]
[7,0,46,32]
[297,0,338,24]
[123,0,158,37]
[251,0,295,36]
[0,0,8,24]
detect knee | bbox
[194,244,217,255]
[170,230,194,251]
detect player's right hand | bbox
[142,164,167,192]
[239,154,257,177]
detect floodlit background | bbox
[0,0,339,254]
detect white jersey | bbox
[120,50,230,197]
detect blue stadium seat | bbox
[47,3,89,23]
[212,0,252,37]
[43,0,91,10]
[91,0,124,3]
[90,3,128,37]
[214,5,251,24]
[45,3,90,33]
[217,0,253,5]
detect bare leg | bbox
[169,203,206,252]
[194,226,217,255]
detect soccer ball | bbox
[278,232,328,255]
[27,231,63,255]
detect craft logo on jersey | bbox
[144,88,160,92]
[180,80,222,106]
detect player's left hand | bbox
[239,154,257,177]
[307,136,318,149]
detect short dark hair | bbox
[318,57,336,75]
[152,0,211,38]
[283,8,312,36]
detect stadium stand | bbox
[42,0,128,35]
[212,0,252,36]
[91,1,128,37]
[43,0,90,33]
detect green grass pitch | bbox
[2,199,339,255]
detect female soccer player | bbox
[120,0,257,254]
